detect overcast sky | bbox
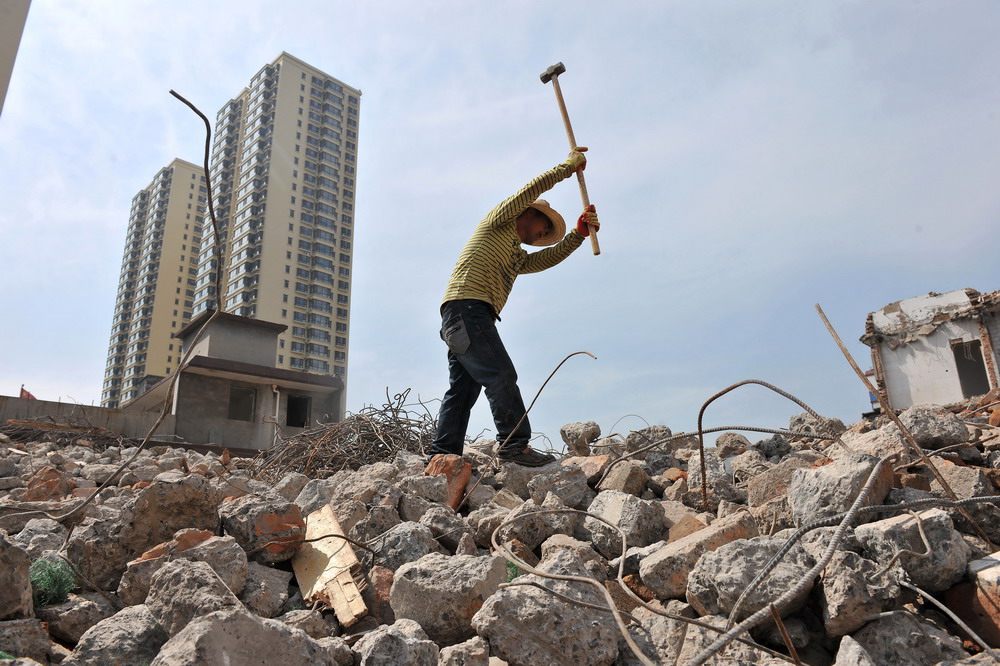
[2,1,998,450]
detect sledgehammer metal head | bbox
[539,62,566,84]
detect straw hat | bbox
[525,199,565,246]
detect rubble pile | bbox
[250,389,437,481]
[0,421,140,453]
[2,405,1000,665]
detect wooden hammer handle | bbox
[574,172,600,255]
[549,76,600,256]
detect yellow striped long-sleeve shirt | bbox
[442,163,584,316]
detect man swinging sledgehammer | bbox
[427,149,600,467]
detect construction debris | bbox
[861,288,1000,412]
[249,390,436,482]
[2,404,1000,664]
[291,505,367,627]
[1,420,140,453]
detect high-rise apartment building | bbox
[191,53,360,412]
[101,158,207,407]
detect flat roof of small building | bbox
[175,310,287,340]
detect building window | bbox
[306,358,329,372]
[228,386,256,421]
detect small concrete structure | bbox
[123,311,343,450]
[861,288,1000,410]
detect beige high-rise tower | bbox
[190,53,361,415]
[101,159,207,407]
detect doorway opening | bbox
[287,395,311,428]
[951,339,991,398]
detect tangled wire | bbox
[249,389,437,482]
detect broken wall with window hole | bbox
[866,289,1000,411]
[879,317,987,409]
[172,372,339,449]
[174,373,271,448]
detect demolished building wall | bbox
[862,288,1000,410]
[0,396,175,441]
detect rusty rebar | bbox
[897,578,1000,663]
[769,604,802,666]
[490,507,797,665]
[456,351,597,509]
[695,379,836,510]
[707,455,896,665]
[595,424,838,489]
[872,510,931,579]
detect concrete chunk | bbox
[819,550,898,636]
[369,521,442,571]
[850,612,967,665]
[220,493,304,564]
[472,549,619,666]
[145,559,243,637]
[239,561,293,618]
[584,490,666,559]
[352,618,439,666]
[638,509,758,600]
[855,508,970,592]
[34,592,117,644]
[527,466,591,507]
[560,421,600,457]
[685,535,814,619]
[67,604,169,666]
[150,608,351,666]
[0,618,57,664]
[0,532,33,621]
[787,453,893,526]
[118,531,247,606]
[596,460,649,497]
[390,552,505,644]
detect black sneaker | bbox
[498,446,556,468]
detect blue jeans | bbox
[430,299,531,457]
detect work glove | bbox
[565,147,588,173]
[576,204,599,237]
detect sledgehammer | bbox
[540,61,600,256]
